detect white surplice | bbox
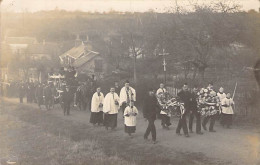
[124,106,138,126]
[91,92,104,112]
[221,98,235,114]
[119,86,136,106]
[103,92,120,114]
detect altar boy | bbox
[124,101,138,137]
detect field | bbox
[0,97,260,165]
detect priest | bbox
[119,80,136,116]
[90,87,104,126]
[103,87,120,130]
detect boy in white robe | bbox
[90,87,104,126]
[103,87,120,130]
[156,83,171,129]
[221,93,235,128]
[124,101,138,137]
[119,80,136,116]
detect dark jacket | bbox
[177,90,192,111]
[143,94,159,120]
[62,90,73,103]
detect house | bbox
[59,37,106,79]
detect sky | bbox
[1,0,259,13]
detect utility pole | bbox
[159,49,169,84]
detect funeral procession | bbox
[0,0,260,165]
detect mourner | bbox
[103,87,120,130]
[221,93,235,128]
[61,86,73,116]
[156,83,171,129]
[124,101,138,137]
[188,86,203,134]
[90,87,104,126]
[119,80,136,116]
[176,83,190,137]
[43,83,53,110]
[18,82,25,103]
[201,84,219,132]
[143,88,159,144]
[35,83,44,109]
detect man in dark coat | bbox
[18,82,25,103]
[143,88,159,144]
[176,83,191,137]
[189,86,203,134]
[35,83,44,109]
[61,86,73,116]
[43,83,53,110]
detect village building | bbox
[59,36,106,80]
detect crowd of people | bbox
[1,78,235,144]
[88,80,235,144]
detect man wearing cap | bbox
[103,87,120,130]
[61,86,73,116]
[119,80,136,116]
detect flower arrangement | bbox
[197,88,220,117]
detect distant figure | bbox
[103,87,120,130]
[61,86,73,116]
[90,87,104,126]
[254,59,260,87]
[217,87,226,125]
[35,84,44,109]
[43,83,53,110]
[114,81,121,95]
[176,83,191,137]
[221,93,235,128]
[188,86,203,135]
[124,101,138,137]
[119,80,136,116]
[143,88,159,144]
[202,83,218,132]
[18,83,25,103]
[156,83,171,129]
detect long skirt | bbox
[125,125,136,134]
[90,111,103,124]
[104,114,117,128]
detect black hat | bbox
[125,80,130,84]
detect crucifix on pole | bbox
[159,49,169,84]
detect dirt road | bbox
[0,97,259,165]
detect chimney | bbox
[75,34,81,47]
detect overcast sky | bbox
[1,0,259,13]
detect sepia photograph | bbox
[0,0,260,164]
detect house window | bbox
[94,59,103,72]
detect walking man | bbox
[176,83,191,137]
[143,88,159,144]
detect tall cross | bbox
[159,49,169,83]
